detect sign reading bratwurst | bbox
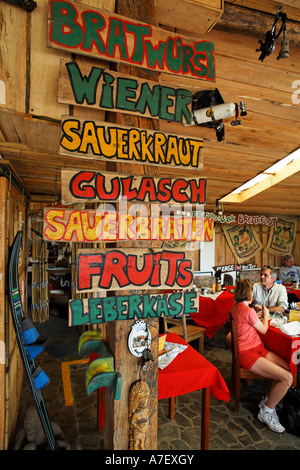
[48,0,215,82]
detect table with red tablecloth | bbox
[159,333,230,449]
[190,288,235,338]
[285,286,300,300]
[260,324,300,384]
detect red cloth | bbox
[158,333,230,402]
[260,325,300,376]
[190,290,234,338]
[285,287,300,300]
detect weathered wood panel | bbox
[157,0,223,35]
[0,3,27,113]
[0,176,27,450]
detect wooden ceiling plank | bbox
[221,157,300,202]
[225,0,300,23]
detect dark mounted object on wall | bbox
[3,0,37,12]
[256,6,289,62]
[190,89,247,142]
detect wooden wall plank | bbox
[0,3,27,113]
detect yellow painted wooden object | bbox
[60,358,89,406]
[78,331,122,400]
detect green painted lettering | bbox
[116,296,129,320]
[144,40,166,69]
[128,295,143,319]
[70,299,90,326]
[66,62,103,105]
[194,42,215,80]
[81,11,106,53]
[182,44,195,75]
[100,73,115,109]
[175,89,192,124]
[125,23,151,63]
[103,297,118,322]
[135,83,160,117]
[157,294,169,317]
[107,18,128,60]
[184,292,198,314]
[165,38,183,73]
[116,77,137,111]
[168,292,183,316]
[88,298,103,323]
[142,294,157,318]
[51,1,83,47]
[160,86,175,121]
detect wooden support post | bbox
[104,0,160,450]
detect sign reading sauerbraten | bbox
[48,0,216,82]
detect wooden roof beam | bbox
[220,157,300,203]
[216,2,300,47]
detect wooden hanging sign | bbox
[48,0,216,82]
[68,291,199,327]
[59,116,203,170]
[61,169,207,205]
[76,248,195,293]
[43,207,211,243]
[57,60,193,125]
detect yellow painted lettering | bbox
[154,133,166,163]
[178,138,191,165]
[44,209,66,241]
[117,129,129,159]
[166,136,180,165]
[79,122,100,154]
[140,131,154,162]
[64,211,84,242]
[190,140,203,167]
[60,120,81,151]
[128,129,141,160]
[97,127,117,157]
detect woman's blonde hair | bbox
[234,279,253,303]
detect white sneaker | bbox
[258,408,285,433]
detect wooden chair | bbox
[230,314,269,412]
[163,314,205,355]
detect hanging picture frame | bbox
[128,321,151,358]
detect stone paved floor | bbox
[13,314,300,450]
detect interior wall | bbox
[214,219,300,276]
[0,176,28,450]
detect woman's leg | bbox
[250,355,293,409]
